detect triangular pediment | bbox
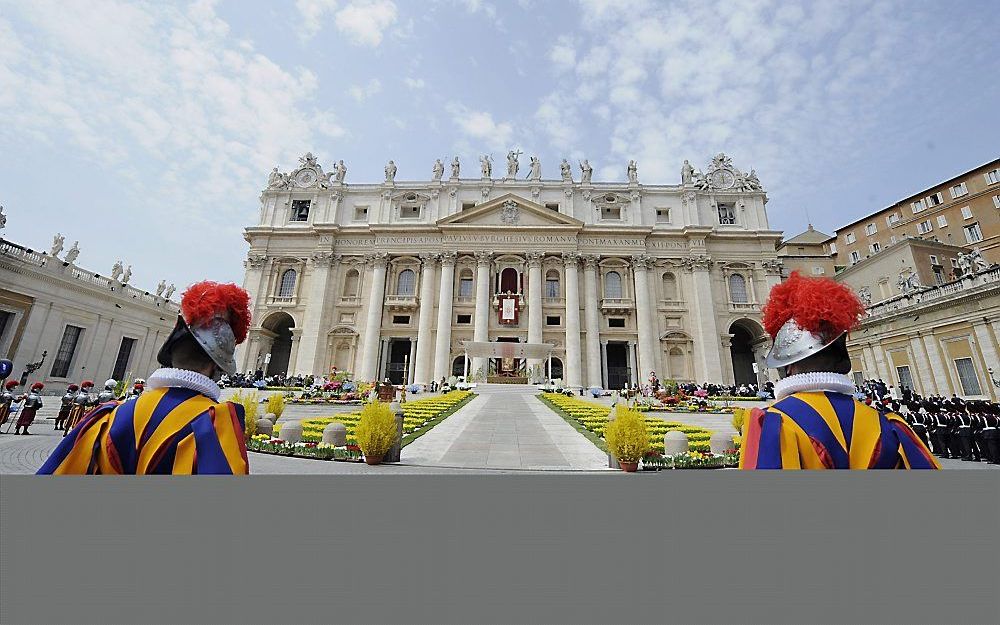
[437,193,583,228]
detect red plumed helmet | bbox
[4,380,18,390]
[31,382,44,391]
[763,271,864,340]
[180,281,252,345]
[81,380,94,388]
[68,384,80,391]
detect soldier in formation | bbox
[55,383,79,431]
[63,380,96,436]
[0,380,19,430]
[13,382,44,434]
[97,379,118,404]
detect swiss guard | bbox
[63,380,96,436]
[14,382,44,435]
[739,272,939,470]
[38,281,252,475]
[55,384,79,431]
[1,380,19,429]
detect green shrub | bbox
[604,407,650,463]
[230,390,260,441]
[354,402,399,459]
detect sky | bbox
[1,0,998,293]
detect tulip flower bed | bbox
[248,392,475,461]
[540,393,715,454]
[639,449,740,470]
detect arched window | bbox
[545,269,560,298]
[278,269,297,297]
[396,269,415,296]
[728,273,748,303]
[342,269,360,297]
[662,272,678,300]
[500,267,518,293]
[458,269,474,297]
[605,271,623,299]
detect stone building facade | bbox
[0,235,178,390]
[239,153,783,389]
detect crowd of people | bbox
[613,373,775,400]
[854,378,1000,464]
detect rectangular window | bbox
[811,266,825,275]
[993,195,1000,209]
[849,250,861,264]
[50,325,84,378]
[954,357,982,395]
[392,315,410,325]
[933,267,945,285]
[601,206,621,220]
[545,315,561,326]
[929,254,940,265]
[926,192,943,207]
[845,232,856,244]
[458,277,474,297]
[462,202,476,211]
[961,205,974,219]
[865,223,877,235]
[886,213,900,227]
[889,235,897,245]
[829,242,837,254]
[917,220,933,234]
[985,169,999,185]
[964,222,983,243]
[951,257,959,268]
[911,199,926,213]
[399,205,420,219]
[656,208,670,223]
[545,279,559,298]
[853,371,865,387]
[936,215,948,227]
[290,200,310,222]
[354,206,369,221]
[949,182,968,198]
[608,318,626,328]
[545,203,559,212]
[0,310,11,345]
[869,242,881,254]
[717,203,736,225]
[112,337,136,381]
[896,365,914,390]
[456,314,472,325]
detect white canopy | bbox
[460,341,555,360]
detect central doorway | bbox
[386,338,412,384]
[490,337,525,378]
[606,342,630,389]
[729,324,755,385]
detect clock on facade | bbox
[295,169,318,187]
[710,169,735,189]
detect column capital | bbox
[474,251,492,266]
[526,252,544,268]
[681,255,713,272]
[310,251,340,267]
[247,252,267,269]
[365,252,389,268]
[581,254,600,269]
[439,251,458,267]
[761,259,783,275]
[630,254,653,270]
[562,252,581,267]
[418,252,439,265]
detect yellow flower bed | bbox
[543,393,713,453]
[275,392,473,444]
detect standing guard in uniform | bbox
[64,380,96,436]
[14,382,44,435]
[55,384,79,431]
[97,379,118,405]
[909,408,931,451]
[955,408,975,461]
[981,406,1000,464]
[126,378,145,400]
[0,380,19,429]
[739,272,938,470]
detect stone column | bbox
[288,329,302,376]
[526,252,544,379]
[631,255,657,383]
[294,252,338,376]
[600,341,609,388]
[413,253,438,388]
[921,335,954,395]
[433,252,457,382]
[358,253,388,380]
[627,341,638,385]
[562,253,582,389]
[407,339,417,385]
[909,334,937,396]
[582,255,602,388]
[972,322,999,400]
[686,258,723,382]
[471,251,492,378]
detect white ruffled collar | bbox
[773,372,856,401]
[147,368,221,402]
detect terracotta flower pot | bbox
[618,460,639,472]
[364,453,385,466]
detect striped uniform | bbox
[740,391,940,470]
[38,387,248,475]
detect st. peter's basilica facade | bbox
[238,152,782,389]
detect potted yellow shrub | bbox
[604,407,649,472]
[354,402,399,465]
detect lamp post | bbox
[988,367,1000,389]
[20,350,47,386]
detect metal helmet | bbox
[764,318,845,369]
[156,281,251,376]
[104,378,117,390]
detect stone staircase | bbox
[473,383,540,395]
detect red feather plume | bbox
[180,281,252,345]
[4,380,18,390]
[762,271,864,340]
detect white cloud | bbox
[336,0,398,46]
[348,78,383,102]
[296,0,339,40]
[404,77,425,89]
[446,102,513,150]
[534,93,577,152]
[549,36,576,73]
